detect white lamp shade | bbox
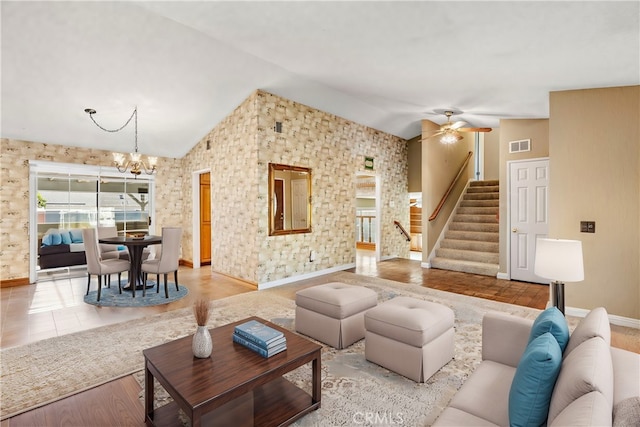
[534,238,584,282]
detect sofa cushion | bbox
[564,307,611,356]
[433,407,501,427]
[528,306,569,352]
[42,233,53,246]
[547,336,614,423]
[69,229,83,243]
[50,232,62,245]
[550,391,612,426]
[60,230,72,245]
[448,360,516,426]
[508,332,562,427]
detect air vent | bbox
[509,139,531,153]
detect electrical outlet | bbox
[580,221,595,233]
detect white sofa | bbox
[433,307,640,426]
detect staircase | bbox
[431,180,499,277]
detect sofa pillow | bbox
[547,337,614,423]
[42,233,53,246]
[564,307,611,356]
[50,232,62,245]
[60,230,72,245]
[529,306,570,352]
[69,229,83,243]
[509,332,562,427]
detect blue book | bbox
[234,320,284,347]
[232,333,287,358]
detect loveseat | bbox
[433,307,640,426]
[38,228,127,270]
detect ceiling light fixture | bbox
[440,128,460,145]
[84,107,157,176]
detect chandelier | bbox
[84,107,157,176]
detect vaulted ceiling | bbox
[2,1,638,158]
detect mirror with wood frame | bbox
[268,163,312,235]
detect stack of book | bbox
[232,319,287,358]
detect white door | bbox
[509,159,549,283]
[291,179,308,229]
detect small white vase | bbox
[192,325,212,358]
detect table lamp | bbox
[534,238,584,315]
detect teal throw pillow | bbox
[529,306,569,353]
[60,231,72,245]
[50,232,62,245]
[42,234,53,246]
[509,332,562,427]
[69,229,83,243]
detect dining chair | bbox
[82,228,130,301]
[141,227,182,298]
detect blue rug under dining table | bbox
[83,281,189,307]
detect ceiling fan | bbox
[426,110,492,144]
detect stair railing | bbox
[429,151,473,222]
[394,221,411,242]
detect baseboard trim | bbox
[1,277,30,288]
[497,272,509,280]
[258,263,356,290]
[421,262,431,269]
[179,259,193,268]
[210,269,257,289]
[565,307,640,329]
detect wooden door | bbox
[509,159,549,283]
[199,173,211,265]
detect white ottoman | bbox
[364,296,455,382]
[295,282,378,349]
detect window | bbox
[30,161,155,280]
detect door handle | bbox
[512,228,518,233]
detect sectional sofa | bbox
[38,228,127,269]
[433,307,640,426]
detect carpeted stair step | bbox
[448,222,499,233]
[464,192,499,200]
[431,257,499,277]
[466,185,500,194]
[445,230,499,243]
[440,239,498,253]
[469,180,499,187]
[453,214,498,223]
[435,247,499,264]
[460,199,499,208]
[457,206,498,215]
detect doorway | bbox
[355,173,381,264]
[199,172,211,266]
[508,158,549,283]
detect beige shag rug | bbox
[1,272,544,424]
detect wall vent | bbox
[509,139,531,153]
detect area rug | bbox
[83,282,188,307]
[0,272,544,424]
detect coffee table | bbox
[143,316,322,427]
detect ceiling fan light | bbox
[440,131,459,145]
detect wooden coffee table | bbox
[143,316,322,427]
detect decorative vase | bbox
[192,325,212,358]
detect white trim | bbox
[421,261,431,269]
[496,272,509,280]
[565,307,640,329]
[258,263,356,290]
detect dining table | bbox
[98,234,162,295]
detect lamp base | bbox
[552,281,565,315]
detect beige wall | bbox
[1,90,409,286]
[549,86,639,319]
[498,119,550,273]
[164,90,410,285]
[483,130,500,180]
[421,120,475,259]
[407,136,422,193]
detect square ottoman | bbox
[364,296,455,382]
[295,282,378,349]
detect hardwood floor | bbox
[1,253,637,426]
